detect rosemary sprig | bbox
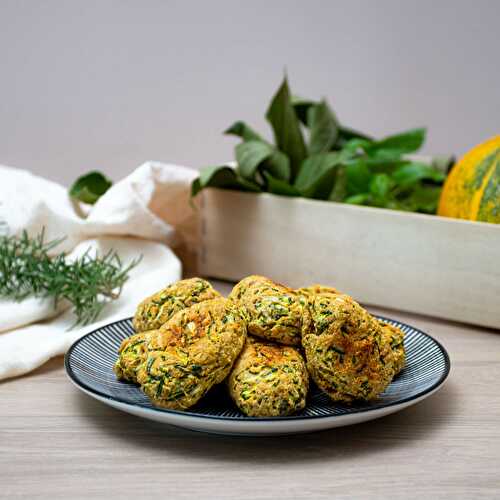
[0,229,141,326]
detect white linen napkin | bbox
[0,161,198,380]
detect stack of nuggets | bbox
[114,275,405,417]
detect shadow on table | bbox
[73,379,459,464]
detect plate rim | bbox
[64,315,451,423]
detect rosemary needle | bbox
[0,229,141,326]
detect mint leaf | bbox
[266,77,307,180]
[69,171,112,205]
[307,100,339,155]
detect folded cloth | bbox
[0,161,198,380]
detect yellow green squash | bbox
[438,136,500,223]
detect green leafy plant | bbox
[192,76,453,214]
[0,229,140,326]
[70,171,113,205]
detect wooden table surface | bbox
[1,280,499,499]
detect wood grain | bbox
[200,189,500,329]
[1,281,499,499]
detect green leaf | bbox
[369,173,394,206]
[395,185,443,214]
[291,96,316,125]
[69,171,112,205]
[366,128,426,158]
[263,172,300,197]
[329,165,348,202]
[235,141,274,180]
[345,160,373,195]
[337,125,373,143]
[392,162,445,187]
[294,152,342,199]
[262,149,291,182]
[235,140,291,182]
[191,165,260,197]
[341,138,373,155]
[307,100,339,155]
[266,77,307,180]
[345,193,371,205]
[363,157,408,175]
[224,121,266,143]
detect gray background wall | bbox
[1,0,498,186]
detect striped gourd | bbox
[438,136,500,223]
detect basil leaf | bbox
[69,171,112,205]
[191,165,260,197]
[342,138,373,155]
[235,141,274,180]
[395,185,442,214]
[366,128,426,158]
[264,172,300,197]
[266,77,307,180]
[345,159,373,195]
[294,152,341,199]
[307,100,339,155]
[364,157,408,175]
[291,95,316,125]
[392,162,445,187]
[369,173,394,207]
[225,121,266,143]
[345,193,371,205]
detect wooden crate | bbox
[199,188,500,329]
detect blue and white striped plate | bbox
[65,315,450,436]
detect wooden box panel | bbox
[199,188,500,329]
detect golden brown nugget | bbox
[229,337,308,417]
[137,298,246,410]
[133,278,221,332]
[297,284,341,297]
[302,293,395,402]
[229,275,309,346]
[378,321,406,376]
[113,330,157,383]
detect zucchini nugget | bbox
[378,321,406,375]
[113,330,157,383]
[137,298,246,410]
[297,284,341,297]
[133,278,221,332]
[229,338,308,417]
[302,293,396,402]
[229,275,309,346]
